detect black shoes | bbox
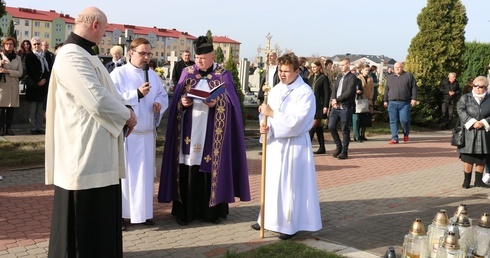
[354,138,363,143]
[31,130,44,135]
[5,129,14,135]
[278,233,295,240]
[359,136,368,141]
[332,148,341,158]
[122,219,127,231]
[251,223,295,240]
[176,218,188,226]
[209,218,221,224]
[337,153,348,160]
[313,147,326,154]
[143,219,155,225]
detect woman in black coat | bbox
[308,59,330,154]
[457,76,490,188]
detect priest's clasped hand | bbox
[203,99,216,108]
[181,96,193,107]
[153,102,162,112]
[138,82,151,97]
[125,109,137,136]
[259,104,274,118]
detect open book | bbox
[187,82,226,102]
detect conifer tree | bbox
[7,20,16,39]
[404,0,467,125]
[224,49,245,124]
[206,30,213,44]
[461,41,490,83]
[215,46,224,64]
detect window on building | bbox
[14,19,19,25]
[45,23,50,28]
[67,24,72,30]
[25,20,29,26]
[34,21,40,27]
[223,43,227,47]
[155,52,158,57]
[24,31,28,37]
[34,32,39,37]
[44,32,50,38]
[56,28,61,32]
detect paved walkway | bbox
[1,130,489,258]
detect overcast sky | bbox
[7,0,490,62]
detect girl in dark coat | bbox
[308,59,330,154]
[457,76,490,188]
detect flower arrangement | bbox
[154,67,165,79]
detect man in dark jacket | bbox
[171,50,195,88]
[439,72,460,128]
[328,58,357,159]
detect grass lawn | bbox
[222,241,345,258]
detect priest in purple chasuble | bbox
[158,36,250,225]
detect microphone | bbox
[140,63,149,83]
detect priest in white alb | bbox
[110,37,168,229]
[251,52,322,240]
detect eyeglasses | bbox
[33,43,41,46]
[473,84,487,89]
[133,50,153,58]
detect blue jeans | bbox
[328,107,353,153]
[388,101,411,141]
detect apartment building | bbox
[212,35,241,64]
[1,6,241,63]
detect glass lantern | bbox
[427,209,449,258]
[474,213,490,257]
[402,218,428,258]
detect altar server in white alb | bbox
[110,37,168,229]
[251,52,322,240]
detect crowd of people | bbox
[1,5,490,257]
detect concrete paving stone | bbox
[3,130,490,257]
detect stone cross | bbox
[238,58,250,93]
[167,51,179,83]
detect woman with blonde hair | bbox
[0,37,23,136]
[355,66,374,141]
[105,45,126,73]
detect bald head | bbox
[394,62,404,76]
[73,7,107,43]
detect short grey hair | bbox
[31,36,41,43]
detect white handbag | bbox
[355,96,369,113]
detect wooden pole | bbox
[259,82,271,238]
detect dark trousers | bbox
[48,184,123,258]
[328,107,353,153]
[0,107,14,129]
[441,100,454,123]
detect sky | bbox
[6,0,490,62]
